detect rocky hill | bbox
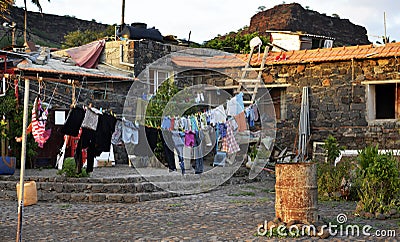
[248,3,369,46]
[0,6,109,48]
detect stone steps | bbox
[0,167,274,204]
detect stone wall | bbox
[133,40,187,75]
[266,57,400,151]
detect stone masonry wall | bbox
[133,40,187,75]
[266,57,400,151]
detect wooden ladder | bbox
[236,45,269,106]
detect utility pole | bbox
[121,0,125,25]
[11,22,16,46]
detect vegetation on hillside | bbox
[202,29,270,53]
[62,25,116,48]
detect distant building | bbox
[266,30,335,51]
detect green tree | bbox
[62,25,115,48]
[203,32,269,53]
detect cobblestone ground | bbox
[1,181,399,241]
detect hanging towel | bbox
[31,97,51,148]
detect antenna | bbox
[384,12,387,44]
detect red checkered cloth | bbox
[221,138,228,152]
[225,122,240,154]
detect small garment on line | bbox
[111,120,123,145]
[234,112,247,132]
[184,131,195,147]
[31,97,51,148]
[122,119,139,144]
[81,107,99,130]
[61,107,85,136]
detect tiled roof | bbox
[237,42,400,65]
[170,43,400,69]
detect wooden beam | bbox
[361,80,400,85]
[18,75,79,85]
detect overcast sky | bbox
[15,0,400,44]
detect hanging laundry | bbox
[81,107,99,130]
[253,103,260,121]
[234,112,247,132]
[111,120,123,145]
[122,119,139,144]
[184,130,195,147]
[218,123,227,138]
[161,116,171,130]
[31,97,51,148]
[160,130,177,171]
[190,116,199,132]
[225,121,240,154]
[95,113,117,153]
[226,96,238,117]
[193,132,204,174]
[170,117,175,130]
[226,92,245,117]
[171,130,185,159]
[61,107,85,136]
[246,107,255,128]
[213,105,227,125]
[236,92,245,114]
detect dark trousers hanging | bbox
[194,131,204,174]
[161,130,176,171]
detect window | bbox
[0,76,6,97]
[269,87,287,120]
[149,69,171,94]
[366,83,400,120]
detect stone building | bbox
[237,43,400,151]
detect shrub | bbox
[322,135,345,165]
[317,158,357,201]
[356,145,400,213]
[57,157,88,178]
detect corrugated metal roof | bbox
[16,58,134,80]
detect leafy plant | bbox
[57,157,88,178]
[0,91,37,168]
[355,145,400,214]
[317,158,357,201]
[322,135,345,165]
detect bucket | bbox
[16,181,38,206]
[0,156,16,175]
[275,163,318,223]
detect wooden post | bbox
[16,78,30,242]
